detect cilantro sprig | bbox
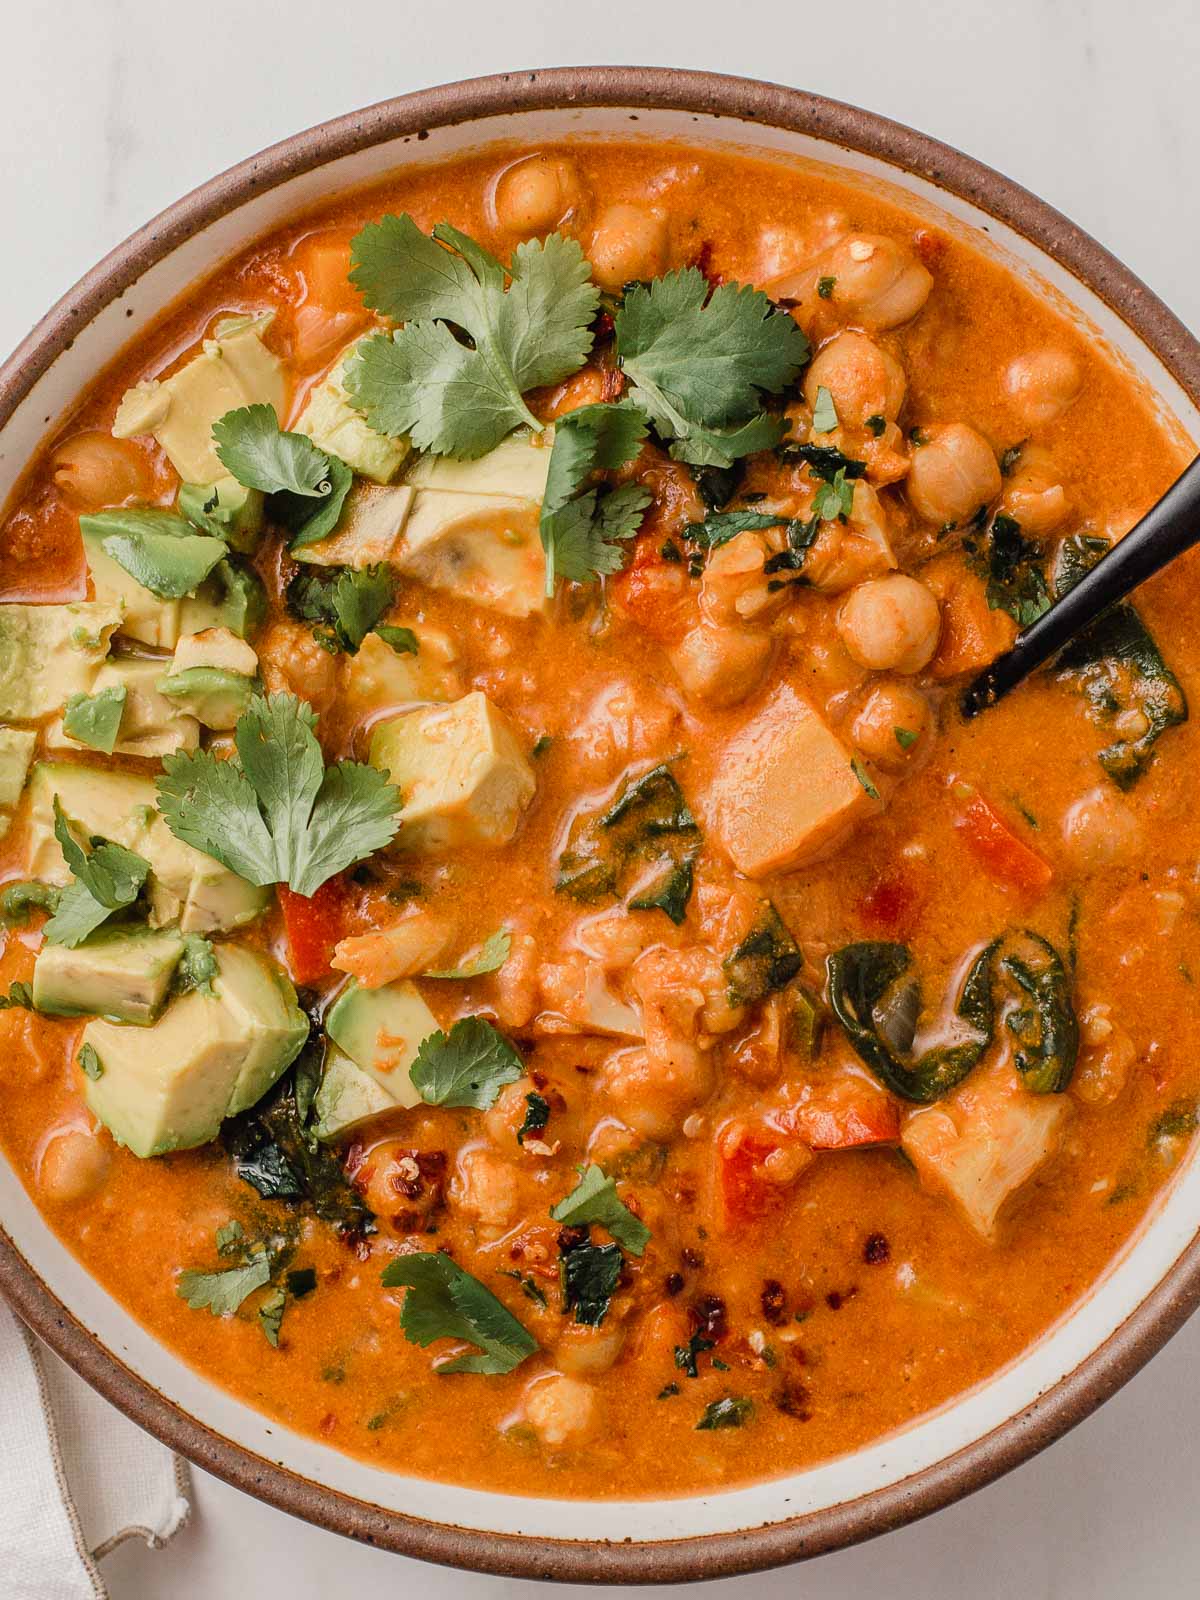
[346,215,599,459]
[549,1164,650,1255]
[286,564,395,655]
[213,404,352,549]
[613,269,809,468]
[539,402,650,591]
[43,800,151,948]
[156,693,400,897]
[381,1251,538,1375]
[409,1016,524,1110]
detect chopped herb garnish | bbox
[674,1331,716,1378]
[539,402,650,592]
[561,1238,623,1326]
[157,692,400,896]
[286,563,395,655]
[894,726,919,750]
[817,275,837,299]
[549,1164,651,1254]
[696,1396,753,1430]
[850,756,880,800]
[865,413,887,438]
[517,1091,551,1146]
[381,1251,538,1375]
[376,625,419,656]
[42,800,151,949]
[424,929,511,980]
[409,1016,525,1110]
[0,981,35,1013]
[346,215,599,458]
[723,902,803,1007]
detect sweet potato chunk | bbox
[707,683,875,877]
[923,555,1017,681]
[901,1063,1071,1238]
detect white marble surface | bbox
[4,1,1200,1595]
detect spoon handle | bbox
[961,453,1200,717]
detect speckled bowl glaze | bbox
[1,68,1198,1585]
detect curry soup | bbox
[0,141,1195,1500]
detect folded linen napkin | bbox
[0,1300,190,1600]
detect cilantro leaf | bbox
[424,929,511,980]
[177,1250,272,1316]
[375,625,419,656]
[517,1091,550,1146]
[156,693,400,897]
[614,269,808,463]
[812,468,854,522]
[78,1042,104,1080]
[286,565,395,654]
[561,1239,622,1326]
[258,1286,287,1347]
[213,404,353,549]
[78,509,228,600]
[409,1016,524,1110]
[548,1164,650,1255]
[177,934,218,996]
[851,755,881,800]
[63,685,127,754]
[696,1396,753,1430]
[894,726,920,751]
[42,800,151,948]
[346,216,599,459]
[539,403,649,591]
[685,510,794,549]
[666,413,789,469]
[0,981,35,1012]
[380,1251,537,1375]
[1,881,60,924]
[812,384,838,434]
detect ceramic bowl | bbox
[2,67,1199,1584]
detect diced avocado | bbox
[47,658,200,758]
[294,337,411,484]
[397,493,546,619]
[180,559,266,640]
[83,525,183,648]
[112,312,286,483]
[158,667,255,730]
[0,729,36,838]
[405,428,552,499]
[291,482,415,568]
[178,476,265,553]
[368,690,536,853]
[325,978,436,1108]
[80,944,307,1157]
[311,1046,398,1141]
[159,625,258,729]
[25,763,269,933]
[33,926,186,1024]
[341,627,462,719]
[395,431,553,617]
[0,600,122,718]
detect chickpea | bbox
[803,332,906,428]
[484,1077,539,1148]
[39,1127,111,1203]
[587,204,669,292]
[1000,444,1069,535]
[1004,348,1082,428]
[555,1321,626,1376]
[669,620,773,707]
[851,681,931,765]
[907,423,1001,527]
[524,1373,596,1447]
[257,620,339,716]
[492,154,587,237]
[816,234,933,329]
[1062,787,1143,869]
[449,1144,521,1237]
[837,574,941,674]
[51,432,150,512]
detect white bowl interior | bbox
[2,103,1198,1545]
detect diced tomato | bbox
[858,869,923,937]
[278,879,350,986]
[715,1119,813,1230]
[608,532,692,643]
[781,1081,901,1150]
[953,786,1053,899]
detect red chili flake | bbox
[825,1286,858,1311]
[914,228,947,267]
[318,1413,338,1437]
[600,365,626,402]
[863,1233,891,1265]
[664,1272,685,1297]
[775,1382,812,1421]
[558,1226,588,1252]
[760,1279,788,1326]
[681,1246,705,1269]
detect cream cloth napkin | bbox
[0,1300,191,1599]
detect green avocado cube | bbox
[80,944,307,1156]
[34,927,186,1024]
[324,978,436,1109]
[178,476,264,553]
[25,762,269,934]
[0,728,36,839]
[294,337,410,484]
[0,601,122,718]
[49,658,200,759]
[311,1046,398,1141]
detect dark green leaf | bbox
[696,1396,753,1430]
[723,903,802,1007]
[381,1251,538,1375]
[77,1042,104,1080]
[375,625,419,656]
[561,1239,622,1326]
[286,564,395,655]
[517,1092,550,1146]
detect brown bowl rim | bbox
[2,65,1199,1586]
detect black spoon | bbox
[961,453,1200,717]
